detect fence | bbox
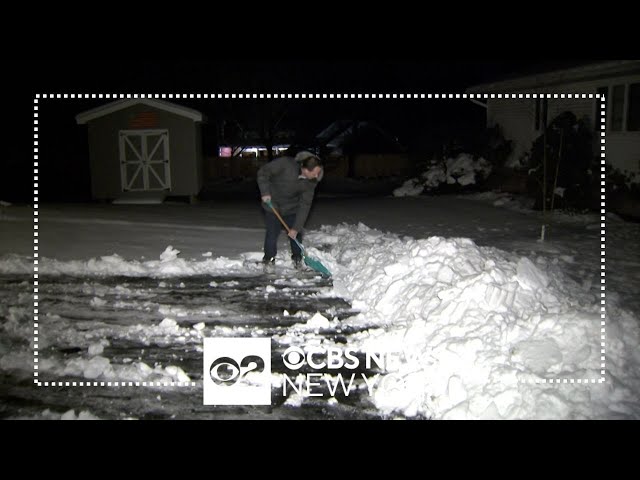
[204,153,414,180]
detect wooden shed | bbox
[76,99,205,203]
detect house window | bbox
[611,84,625,131]
[628,83,640,131]
[596,83,640,132]
[535,98,548,131]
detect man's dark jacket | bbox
[257,156,319,231]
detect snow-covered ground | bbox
[1,193,639,419]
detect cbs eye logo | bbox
[203,338,271,406]
[282,346,306,370]
[209,355,265,386]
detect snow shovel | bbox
[264,200,332,277]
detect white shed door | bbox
[119,130,171,191]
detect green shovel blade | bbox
[265,199,331,277]
[292,237,331,277]
[303,255,332,277]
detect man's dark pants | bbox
[263,211,303,261]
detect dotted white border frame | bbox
[33,93,606,387]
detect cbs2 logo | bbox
[209,355,265,386]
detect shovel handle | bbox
[265,200,292,234]
[265,200,305,253]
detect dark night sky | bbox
[4,54,630,203]
[24,59,598,93]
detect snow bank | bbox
[306,223,640,419]
[0,249,253,277]
[7,409,101,420]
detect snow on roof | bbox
[76,98,204,124]
[466,60,640,93]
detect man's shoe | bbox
[292,256,303,270]
[262,256,275,272]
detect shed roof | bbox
[466,60,640,93]
[76,98,204,124]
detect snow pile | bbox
[287,312,340,334]
[306,223,640,419]
[60,355,191,383]
[8,409,101,420]
[0,346,192,384]
[393,154,492,197]
[0,251,249,276]
[160,245,181,263]
[60,409,101,420]
[393,179,424,197]
[306,312,333,329]
[0,307,195,384]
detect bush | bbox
[606,166,640,219]
[526,112,595,211]
[477,124,513,170]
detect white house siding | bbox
[483,72,640,173]
[487,99,535,165]
[529,74,640,129]
[606,134,640,174]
